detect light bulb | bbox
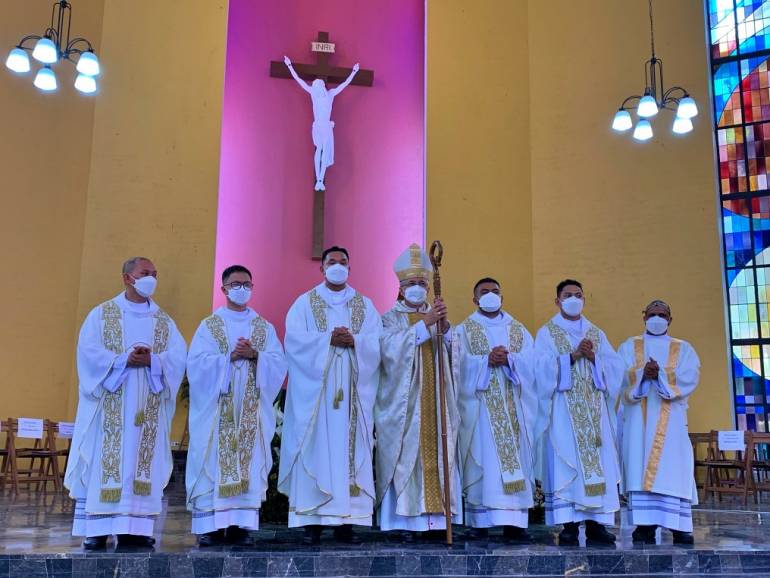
[637,94,659,118]
[74,73,96,94]
[33,66,57,91]
[677,96,698,119]
[672,115,693,134]
[5,48,30,73]
[32,37,57,64]
[76,51,100,76]
[612,109,633,131]
[633,119,653,141]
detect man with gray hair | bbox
[618,300,700,545]
[65,257,187,550]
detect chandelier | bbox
[611,0,697,141]
[5,0,100,94]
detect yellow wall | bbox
[70,0,228,438]
[429,0,731,431]
[0,0,103,420]
[1,0,732,432]
[427,0,535,329]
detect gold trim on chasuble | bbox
[133,309,171,496]
[463,318,525,494]
[408,312,443,513]
[205,314,268,498]
[547,322,606,497]
[309,290,366,497]
[627,336,683,491]
[100,301,124,503]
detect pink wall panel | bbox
[214,0,425,332]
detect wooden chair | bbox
[689,432,711,500]
[751,432,770,502]
[46,422,72,492]
[5,418,63,493]
[703,429,756,505]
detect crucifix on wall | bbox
[270,31,374,260]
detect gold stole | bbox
[99,300,170,502]
[308,289,366,496]
[462,317,526,494]
[407,312,443,513]
[547,322,606,497]
[625,336,682,491]
[205,314,268,498]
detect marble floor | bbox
[1,479,769,576]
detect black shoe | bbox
[467,527,488,540]
[333,524,361,544]
[672,530,694,545]
[302,525,322,545]
[585,521,616,544]
[197,529,225,547]
[400,530,416,544]
[82,535,108,550]
[225,525,252,545]
[559,522,579,545]
[117,534,155,547]
[631,525,657,544]
[503,525,532,544]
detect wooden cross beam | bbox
[270,32,374,260]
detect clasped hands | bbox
[643,358,659,380]
[330,327,355,348]
[127,345,151,367]
[488,345,509,367]
[422,297,450,334]
[231,337,258,362]
[570,339,596,364]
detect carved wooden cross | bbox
[270,32,374,260]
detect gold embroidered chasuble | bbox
[546,321,608,497]
[204,314,268,498]
[462,317,527,494]
[99,300,171,503]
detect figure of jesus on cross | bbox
[284,56,359,192]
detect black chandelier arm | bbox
[64,37,94,56]
[661,86,689,103]
[16,34,43,50]
[620,95,643,110]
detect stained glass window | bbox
[709,0,770,431]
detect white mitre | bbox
[393,243,433,282]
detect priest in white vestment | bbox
[618,300,699,545]
[279,246,381,544]
[534,279,624,545]
[453,278,537,543]
[186,265,288,546]
[375,244,460,542]
[65,257,186,550]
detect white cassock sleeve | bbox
[655,341,700,401]
[76,307,127,400]
[185,321,229,502]
[594,329,624,414]
[510,329,539,444]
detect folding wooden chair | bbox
[703,429,756,505]
[5,418,62,493]
[689,432,710,500]
[46,421,72,492]
[751,432,770,502]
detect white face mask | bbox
[324,263,349,285]
[646,315,669,335]
[228,287,252,306]
[403,285,428,305]
[132,275,157,298]
[561,296,584,317]
[478,292,502,313]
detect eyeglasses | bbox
[225,282,253,290]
